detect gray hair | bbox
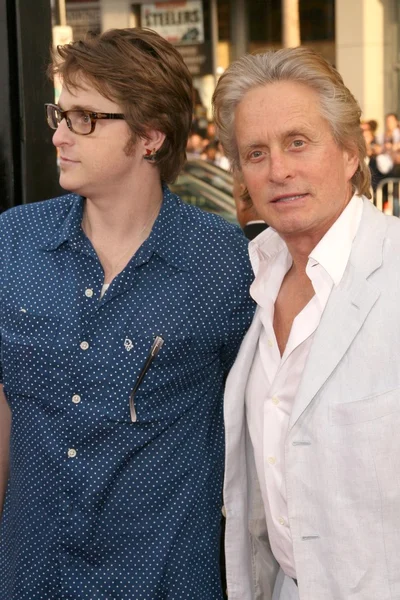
[212,47,371,198]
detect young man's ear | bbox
[142,130,166,156]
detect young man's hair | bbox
[49,28,193,183]
[212,47,371,199]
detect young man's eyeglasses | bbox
[45,103,125,136]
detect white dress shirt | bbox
[245,195,363,578]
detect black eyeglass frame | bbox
[45,103,125,136]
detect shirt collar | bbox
[249,194,363,287]
[40,194,85,251]
[308,194,363,286]
[41,186,189,272]
[248,224,286,276]
[141,184,189,271]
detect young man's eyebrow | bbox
[58,103,98,112]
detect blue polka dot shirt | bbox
[0,187,255,599]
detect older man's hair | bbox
[212,47,371,198]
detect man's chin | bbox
[59,177,84,196]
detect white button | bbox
[67,448,77,458]
[72,394,81,404]
[267,339,273,347]
[272,396,280,405]
[221,505,226,518]
[278,516,286,526]
[85,288,94,298]
[80,341,89,351]
[267,456,276,465]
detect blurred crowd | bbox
[187,87,231,170]
[362,112,400,191]
[186,120,231,170]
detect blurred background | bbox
[1,0,400,217]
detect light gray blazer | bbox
[224,199,400,600]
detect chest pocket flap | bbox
[1,304,61,398]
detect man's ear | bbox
[142,129,166,154]
[344,145,360,181]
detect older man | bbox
[213,47,400,600]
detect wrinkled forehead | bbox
[235,81,326,137]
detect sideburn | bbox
[124,134,137,157]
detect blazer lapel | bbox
[289,199,387,429]
[289,276,380,428]
[224,308,263,429]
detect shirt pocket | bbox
[107,324,217,425]
[330,387,400,425]
[1,304,61,398]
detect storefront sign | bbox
[66,0,101,40]
[141,1,204,45]
[176,41,212,76]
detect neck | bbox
[83,179,164,242]
[285,240,313,274]
[81,179,164,284]
[283,189,354,273]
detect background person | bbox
[0,28,254,600]
[379,112,400,150]
[361,120,386,191]
[233,169,268,240]
[213,46,400,599]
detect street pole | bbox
[210,0,219,86]
[282,0,300,48]
[57,0,67,26]
[230,0,247,61]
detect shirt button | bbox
[267,456,276,465]
[67,448,77,458]
[278,516,286,526]
[221,505,226,518]
[85,288,94,298]
[272,396,280,405]
[267,339,273,347]
[80,341,89,351]
[72,394,81,404]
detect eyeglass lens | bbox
[46,105,92,135]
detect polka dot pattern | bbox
[0,187,255,599]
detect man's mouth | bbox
[60,156,79,163]
[271,193,308,203]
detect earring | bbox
[143,148,157,161]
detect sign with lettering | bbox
[176,41,212,76]
[141,1,204,45]
[66,1,101,40]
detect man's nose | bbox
[269,151,293,183]
[52,118,73,147]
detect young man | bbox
[213,47,400,599]
[0,28,254,599]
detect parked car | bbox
[170,159,236,224]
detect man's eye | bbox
[250,150,263,159]
[73,111,91,124]
[292,139,305,148]
[80,112,91,124]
